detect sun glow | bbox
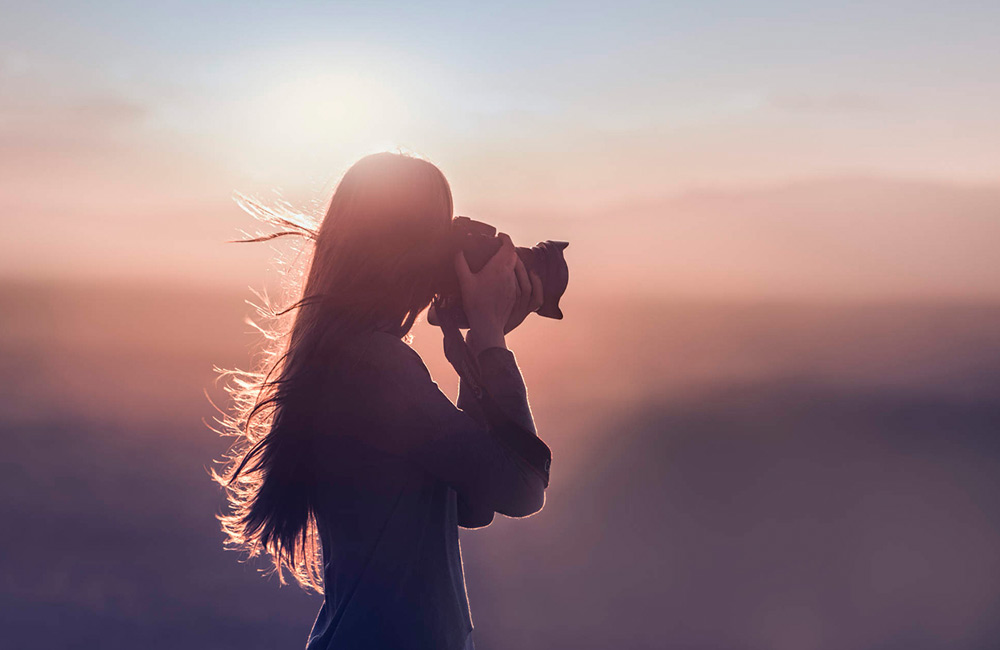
[263,72,407,145]
[227,58,418,181]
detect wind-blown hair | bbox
[212,152,454,592]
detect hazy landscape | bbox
[2,279,998,649]
[6,1,1000,647]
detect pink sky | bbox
[3,1,999,298]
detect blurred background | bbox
[2,1,1000,648]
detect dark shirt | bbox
[305,330,551,650]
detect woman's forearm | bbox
[465,327,506,357]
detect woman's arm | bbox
[360,333,549,518]
[455,372,498,528]
[456,327,543,527]
[365,232,549,518]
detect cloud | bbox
[767,92,886,114]
[0,57,152,171]
[0,88,149,137]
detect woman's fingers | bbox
[503,258,532,333]
[455,251,473,287]
[528,271,544,312]
[495,233,517,271]
[514,258,531,306]
[454,232,543,334]
[464,233,517,280]
[515,262,531,319]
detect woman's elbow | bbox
[458,499,496,529]
[496,476,546,518]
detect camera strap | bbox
[432,295,485,399]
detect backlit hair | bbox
[212,152,454,592]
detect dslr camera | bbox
[431,216,569,329]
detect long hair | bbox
[212,152,454,592]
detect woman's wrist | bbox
[466,326,507,357]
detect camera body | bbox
[432,216,569,329]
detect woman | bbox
[214,152,552,649]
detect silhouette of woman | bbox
[214,152,551,650]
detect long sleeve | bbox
[456,348,543,527]
[455,375,496,528]
[356,333,550,518]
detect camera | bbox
[431,216,569,329]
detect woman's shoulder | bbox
[313,330,434,416]
[319,328,429,382]
[337,331,440,425]
[364,331,431,378]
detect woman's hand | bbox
[457,233,518,354]
[504,257,544,334]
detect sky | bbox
[4,7,1000,643]
[2,0,999,297]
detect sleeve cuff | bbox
[473,346,552,487]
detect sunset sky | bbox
[3,1,999,297]
[5,7,1000,647]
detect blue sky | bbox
[6,0,999,186]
